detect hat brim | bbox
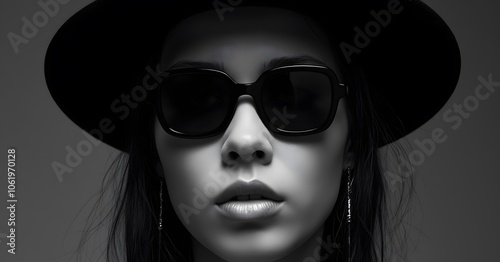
[44,0,461,151]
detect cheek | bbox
[272,141,343,211]
[275,134,345,217]
[154,119,223,225]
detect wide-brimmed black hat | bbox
[44,0,461,152]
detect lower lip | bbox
[216,200,284,220]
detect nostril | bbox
[229,151,239,160]
[255,150,265,158]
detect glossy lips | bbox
[215,180,284,221]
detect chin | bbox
[209,232,302,262]
[215,246,290,262]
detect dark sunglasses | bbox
[150,64,347,138]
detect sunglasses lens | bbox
[160,74,231,135]
[261,71,332,132]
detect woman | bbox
[44,0,461,261]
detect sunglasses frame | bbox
[150,64,347,138]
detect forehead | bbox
[159,6,342,82]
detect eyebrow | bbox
[166,55,328,72]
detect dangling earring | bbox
[158,177,163,262]
[346,167,352,262]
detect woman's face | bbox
[155,7,349,262]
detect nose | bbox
[221,95,273,167]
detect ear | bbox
[343,138,353,169]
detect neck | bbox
[192,225,337,262]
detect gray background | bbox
[1,0,499,261]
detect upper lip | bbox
[215,180,284,204]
